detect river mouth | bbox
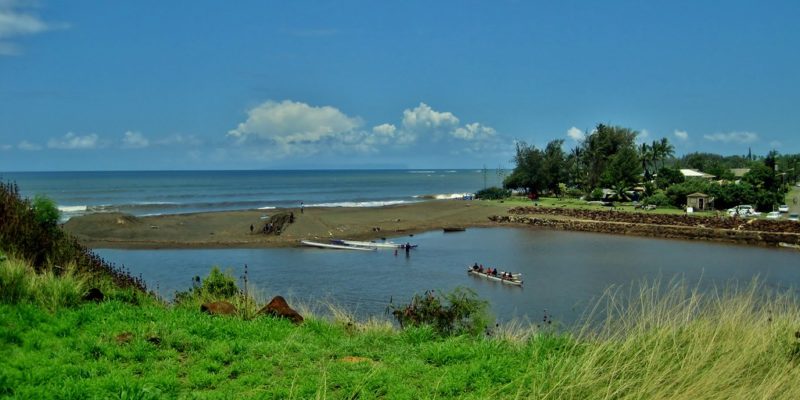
[94,227,800,325]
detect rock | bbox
[200,301,237,316]
[82,288,104,302]
[258,296,303,324]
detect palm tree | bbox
[659,137,675,168]
[639,142,653,179]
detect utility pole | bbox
[482,164,488,189]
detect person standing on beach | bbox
[300,201,304,214]
[250,224,254,234]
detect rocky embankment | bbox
[489,206,800,247]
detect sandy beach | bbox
[64,200,516,249]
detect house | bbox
[680,169,716,180]
[686,192,714,211]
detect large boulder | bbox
[200,301,237,316]
[258,296,303,324]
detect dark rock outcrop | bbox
[258,296,303,324]
[200,301,238,316]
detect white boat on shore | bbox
[467,269,523,286]
[334,239,417,249]
[300,240,376,251]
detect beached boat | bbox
[300,240,376,251]
[467,269,523,286]
[333,239,416,249]
[443,227,466,232]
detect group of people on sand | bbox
[472,263,517,280]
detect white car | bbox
[727,205,758,217]
[789,213,800,222]
[766,211,782,219]
[778,205,789,213]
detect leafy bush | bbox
[475,186,511,200]
[390,287,490,336]
[643,191,672,207]
[32,194,60,228]
[564,187,584,199]
[175,266,239,303]
[588,188,605,201]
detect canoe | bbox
[467,269,523,286]
[300,240,376,251]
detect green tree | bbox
[581,124,638,190]
[542,139,567,195]
[602,146,643,199]
[503,142,546,195]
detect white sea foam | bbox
[58,205,88,213]
[258,206,276,210]
[414,193,474,200]
[408,170,435,174]
[306,200,416,208]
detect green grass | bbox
[2,257,800,399]
[487,196,717,216]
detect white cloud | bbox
[566,126,584,142]
[47,132,100,149]
[674,130,689,141]
[402,103,459,130]
[452,122,496,141]
[122,131,149,149]
[372,123,396,136]
[18,140,40,151]
[228,100,362,146]
[703,131,759,144]
[155,133,203,146]
[0,1,65,56]
[1,143,12,150]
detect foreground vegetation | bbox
[2,254,800,399]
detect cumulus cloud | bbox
[227,99,504,160]
[47,132,100,149]
[18,140,40,151]
[155,133,203,146]
[703,131,759,144]
[674,130,689,141]
[452,122,496,141]
[566,126,585,142]
[122,131,149,148]
[228,100,362,146]
[0,1,66,55]
[401,102,460,133]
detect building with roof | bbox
[686,192,714,211]
[680,169,716,180]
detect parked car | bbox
[727,205,759,217]
[766,211,782,219]
[789,213,800,222]
[778,205,790,213]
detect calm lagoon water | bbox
[96,227,800,325]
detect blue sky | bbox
[1,0,798,171]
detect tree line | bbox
[501,124,797,211]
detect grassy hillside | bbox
[2,254,800,399]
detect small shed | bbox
[686,192,714,211]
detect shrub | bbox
[564,187,584,199]
[643,192,672,207]
[475,186,511,200]
[32,194,60,228]
[588,188,605,201]
[175,266,239,303]
[390,287,490,336]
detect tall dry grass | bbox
[518,279,800,399]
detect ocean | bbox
[0,169,504,221]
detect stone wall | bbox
[490,209,800,247]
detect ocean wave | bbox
[413,193,474,200]
[258,206,276,210]
[306,200,417,208]
[58,205,88,213]
[408,170,435,174]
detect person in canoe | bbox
[472,262,479,271]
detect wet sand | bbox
[64,200,516,249]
